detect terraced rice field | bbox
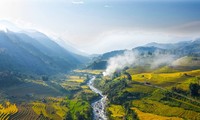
[32,101,68,120]
[9,104,39,120]
[0,102,18,120]
[130,69,200,90]
[107,104,125,119]
[74,69,103,75]
[132,107,182,120]
[133,99,200,120]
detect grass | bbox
[81,85,89,89]
[130,69,200,90]
[107,104,125,119]
[94,68,200,120]
[132,99,200,120]
[172,56,200,67]
[32,102,48,116]
[67,99,92,120]
[0,102,18,120]
[67,76,85,83]
[52,103,68,118]
[60,75,85,91]
[24,79,48,86]
[32,98,68,119]
[74,69,103,75]
[124,84,156,94]
[132,107,182,120]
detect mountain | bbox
[86,50,125,69]
[145,41,191,50]
[88,39,200,70]
[0,30,88,75]
[146,39,200,56]
[53,37,89,56]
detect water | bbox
[87,76,107,120]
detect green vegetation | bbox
[0,73,99,120]
[94,68,200,120]
[107,104,125,120]
[66,99,92,120]
[132,107,182,120]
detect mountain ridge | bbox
[0,30,88,75]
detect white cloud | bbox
[103,50,176,76]
[72,0,84,4]
[104,4,112,8]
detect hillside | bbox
[93,67,200,120]
[88,39,200,70]
[0,30,88,75]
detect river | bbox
[87,76,107,120]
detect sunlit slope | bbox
[132,107,182,120]
[130,69,200,90]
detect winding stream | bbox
[87,76,107,120]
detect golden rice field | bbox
[0,102,18,120]
[60,75,86,91]
[74,69,103,75]
[24,79,48,86]
[130,69,200,90]
[32,101,68,120]
[67,76,85,83]
[124,84,156,94]
[107,104,125,120]
[81,85,89,89]
[131,107,183,120]
[9,103,39,120]
[133,99,200,120]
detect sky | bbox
[0,0,200,54]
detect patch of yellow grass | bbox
[133,99,200,120]
[47,97,64,102]
[67,76,85,83]
[74,69,103,75]
[108,104,125,118]
[52,103,68,118]
[131,69,200,90]
[68,79,84,83]
[0,102,18,120]
[24,79,48,86]
[32,102,48,116]
[125,84,156,94]
[132,107,182,120]
[81,85,89,89]
[83,89,93,93]
[32,101,68,119]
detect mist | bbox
[103,50,176,76]
[103,51,138,76]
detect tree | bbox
[189,83,200,96]
[124,72,132,81]
[42,76,48,81]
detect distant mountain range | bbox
[88,39,200,70]
[0,22,88,75]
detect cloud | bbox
[72,0,84,4]
[104,4,112,8]
[103,50,175,76]
[103,51,138,76]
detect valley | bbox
[0,21,200,120]
[1,46,200,120]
